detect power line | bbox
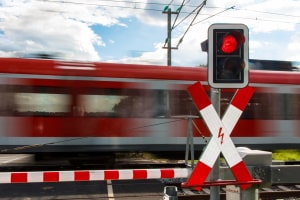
[162,0,207,55]
[233,7,300,19]
[37,0,300,22]
[36,0,166,12]
[38,0,165,7]
[199,5,300,19]
[166,0,175,8]
[192,6,235,26]
[36,0,207,13]
[37,0,211,10]
[171,0,188,30]
[34,0,300,25]
[191,6,300,26]
[224,15,300,25]
[199,6,300,25]
[175,0,207,48]
[172,1,205,30]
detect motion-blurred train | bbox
[0,58,299,153]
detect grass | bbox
[272,149,300,161]
[116,151,300,162]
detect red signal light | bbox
[220,32,245,54]
[221,34,238,53]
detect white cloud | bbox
[110,43,167,66]
[287,32,300,61]
[250,40,263,49]
[0,51,16,58]
[288,33,300,51]
[0,0,123,60]
[110,22,209,66]
[2,10,103,60]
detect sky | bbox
[0,0,300,67]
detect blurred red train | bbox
[0,57,299,153]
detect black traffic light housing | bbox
[208,24,249,88]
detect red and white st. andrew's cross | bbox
[183,82,255,190]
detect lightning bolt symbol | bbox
[218,127,224,144]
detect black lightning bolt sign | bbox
[218,127,224,144]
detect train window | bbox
[221,91,300,120]
[0,85,71,116]
[79,88,201,118]
[79,94,127,117]
[14,93,70,116]
[80,88,168,118]
[284,93,300,120]
[169,90,199,117]
[239,93,300,120]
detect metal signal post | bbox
[210,87,221,200]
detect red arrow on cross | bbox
[183,82,254,190]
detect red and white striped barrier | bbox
[184,82,254,190]
[0,168,190,184]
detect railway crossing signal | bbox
[208,24,249,88]
[183,82,254,190]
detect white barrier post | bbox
[163,186,178,200]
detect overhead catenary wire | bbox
[37,0,300,19]
[37,0,209,14]
[192,6,235,26]
[39,0,202,10]
[172,0,205,30]
[233,7,300,18]
[174,0,207,48]
[35,0,300,22]
[166,0,175,8]
[38,0,167,7]
[37,0,163,12]
[162,0,208,49]
[171,0,189,30]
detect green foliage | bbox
[272,149,300,161]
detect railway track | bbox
[172,185,300,200]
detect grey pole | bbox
[210,88,220,200]
[167,8,171,66]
